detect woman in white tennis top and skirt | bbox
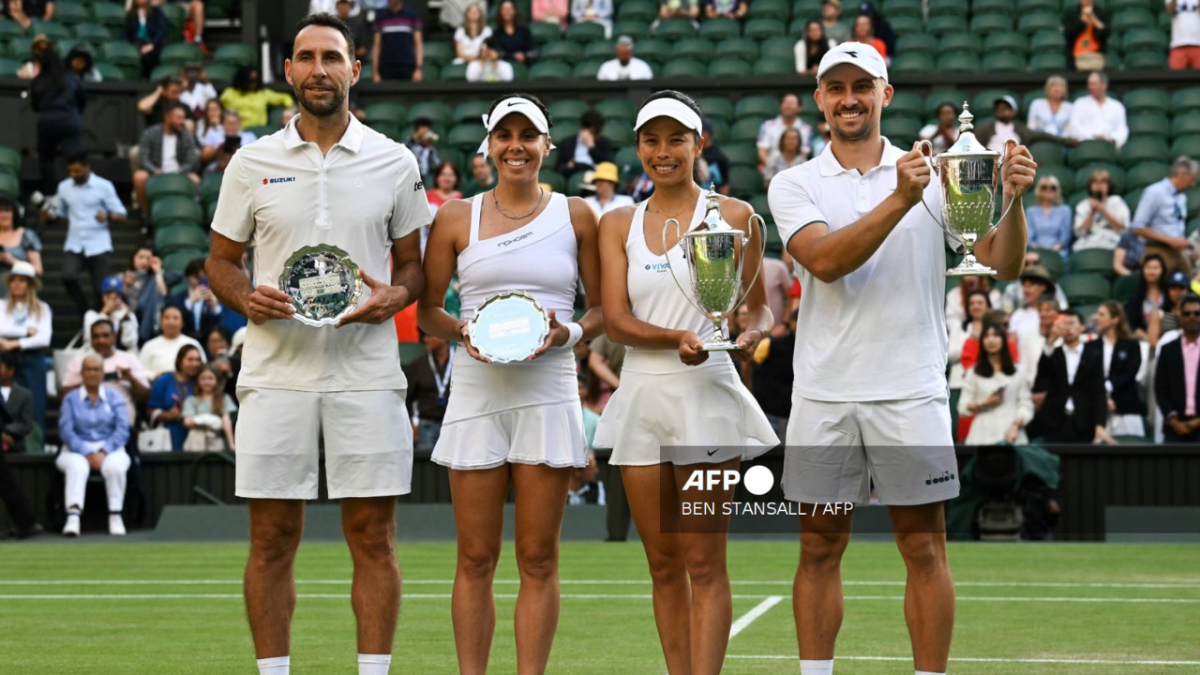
[417,93,603,675]
[594,90,778,675]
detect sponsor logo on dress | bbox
[925,470,956,486]
[414,181,424,191]
[644,262,671,273]
[263,177,296,185]
[497,231,533,247]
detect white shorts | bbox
[782,393,959,506]
[234,387,413,500]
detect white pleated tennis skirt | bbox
[594,355,779,466]
[431,347,588,471]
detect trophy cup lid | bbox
[941,102,1000,159]
[681,190,740,239]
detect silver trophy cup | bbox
[662,191,767,351]
[918,102,1020,277]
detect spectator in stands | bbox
[578,372,602,444]
[1017,293,1064,384]
[426,162,463,213]
[58,153,126,317]
[1,0,53,29]
[137,75,184,127]
[1159,271,1193,335]
[705,0,746,21]
[29,42,84,205]
[454,3,491,63]
[946,275,1002,328]
[1,352,35,455]
[948,289,992,401]
[219,67,294,129]
[794,20,832,75]
[976,96,1076,154]
[181,364,235,450]
[279,105,298,128]
[179,64,217,120]
[763,128,806,187]
[849,13,886,59]
[811,114,831,157]
[1089,300,1145,437]
[56,354,131,537]
[494,0,536,64]
[404,330,452,452]
[567,450,604,504]
[15,31,47,80]
[0,375,42,537]
[1167,0,1200,70]
[556,110,612,177]
[465,37,514,82]
[700,119,730,195]
[1074,168,1129,251]
[659,0,700,26]
[919,102,960,155]
[62,320,149,428]
[1029,309,1113,443]
[856,1,895,55]
[1131,156,1198,275]
[203,326,236,398]
[125,0,168,79]
[152,0,207,50]
[959,323,1033,445]
[200,111,257,174]
[1064,0,1109,71]
[0,261,49,427]
[140,304,203,379]
[372,0,425,82]
[532,0,568,28]
[0,196,43,281]
[333,1,372,60]
[147,343,201,450]
[597,35,653,81]
[1003,252,1067,313]
[1127,253,1169,339]
[822,0,849,44]
[1027,75,1073,138]
[1156,293,1200,442]
[582,162,633,218]
[125,247,175,342]
[1009,266,1058,336]
[756,94,811,171]
[572,0,613,34]
[470,153,495,192]
[406,118,442,178]
[1114,228,1146,276]
[169,258,223,339]
[83,276,139,355]
[133,104,200,213]
[439,0,480,30]
[1065,71,1128,148]
[65,45,101,83]
[1025,176,1074,262]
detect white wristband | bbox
[563,322,584,349]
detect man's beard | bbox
[296,82,347,117]
[829,112,876,143]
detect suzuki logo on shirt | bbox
[644,262,671,273]
[263,177,296,185]
[497,232,533,247]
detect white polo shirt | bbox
[768,137,953,402]
[211,114,432,393]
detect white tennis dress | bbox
[594,191,779,466]
[431,192,588,470]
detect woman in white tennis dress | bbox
[417,94,604,675]
[593,90,778,675]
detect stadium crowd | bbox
[1,0,1200,539]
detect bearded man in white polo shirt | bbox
[768,44,1036,675]
[206,13,430,675]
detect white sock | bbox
[915,671,945,675]
[800,660,834,675]
[358,653,391,675]
[256,656,289,675]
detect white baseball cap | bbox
[816,42,888,83]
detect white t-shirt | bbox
[465,60,514,82]
[162,133,180,173]
[1169,0,1200,48]
[596,58,654,81]
[454,26,492,61]
[583,193,634,218]
[768,138,953,402]
[211,115,432,392]
[180,82,218,116]
[139,333,206,379]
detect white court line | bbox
[3,579,1200,589]
[727,655,1200,667]
[2,593,1199,604]
[729,596,785,638]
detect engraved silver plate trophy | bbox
[468,291,551,363]
[918,102,1019,277]
[279,244,363,327]
[662,191,767,351]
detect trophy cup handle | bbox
[994,138,1021,225]
[724,213,769,333]
[661,217,712,320]
[915,140,955,241]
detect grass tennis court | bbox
[2,541,1198,674]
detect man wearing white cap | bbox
[973,95,1075,154]
[768,43,1036,675]
[596,35,654,81]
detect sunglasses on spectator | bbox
[1040,185,1058,192]
[1182,311,1200,318]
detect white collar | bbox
[79,385,108,403]
[817,136,904,177]
[283,112,364,153]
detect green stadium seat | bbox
[94,61,126,81]
[54,1,88,24]
[971,89,1017,116]
[595,98,637,122]
[982,53,1026,72]
[1069,140,1119,168]
[671,38,713,63]
[163,249,206,273]
[602,122,635,148]
[154,224,208,255]
[939,33,981,55]
[928,0,969,16]
[407,102,451,123]
[160,42,202,66]
[530,22,561,43]
[1187,188,1200,217]
[1016,0,1059,13]
[1112,274,1139,302]
[750,0,791,21]
[883,0,923,19]
[509,60,528,81]
[1029,31,1066,54]
[758,36,795,61]
[1031,247,1065,279]
[936,53,979,73]
[753,58,796,76]
[1118,137,1169,168]
[538,170,566,193]
[632,38,670,63]
[1109,0,1152,12]
[1036,164,1076,195]
[0,57,19,77]
[1074,163,1125,194]
[244,125,278,139]
[0,21,25,39]
[447,125,486,152]
[975,0,1016,16]
[744,18,786,39]
[1172,87,1200,114]
[91,3,126,28]
[928,16,968,35]
[614,146,641,178]
[657,18,696,40]
[888,91,924,119]
[1171,135,1200,159]
[146,174,196,204]
[539,41,581,63]
[891,53,933,75]
[1126,162,1170,191]
[1059,273,1111,305]
[160,3,186,35]
[149,63,181,82]
[617,0,657,23]
[0,147,17,175]
[571,60,603,79]
[583,40,614,60]
[100,41,139,68]
[72,23,110,41]
[611,20,650,41]
[984,32,1028,55]
[30,21,71,40]
[364,121,400,139]
[716,37,758,61]
[1173,113,1200,138]
[736,95,779,120]
[150,197,203,228]
[1128,112,1170,139]
[709,59,752,78]
[452,101,490,124]
[728,165,764,197]
[365,102,406,126]
[695,96,734,124]
[0,172,16,198]
[1069,249,1115,278]
[1121,88,1170,116]
[730,118,763,144]
[530,61,571,80]
[1124,50,1168,70]
[1112,9,1155,32]
[1029,52,1068,71]
[700,18,741,41]
[724,145,759,167]
[206,64,239,88]
[881,117,922,145]
[1122,28,1169,53]
[566,21,606,43]
[970,14,1013,33]
[896,33,938,56]
[213,43,257,68]
[925,90,970,117]
[548,99,589,121]
[888,15,923,35]
[200,172,222,205]
[792,0,824,18]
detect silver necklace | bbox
[492,187,545,220]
